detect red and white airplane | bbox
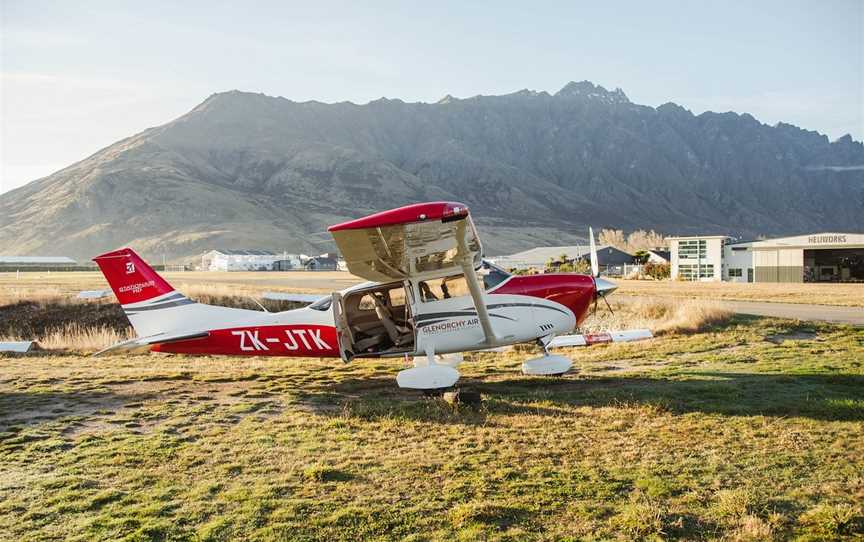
[93,202,649,389]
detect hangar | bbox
[670,232,864,283]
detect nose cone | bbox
[594,276,618,296]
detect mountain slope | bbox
[1,81,862,261]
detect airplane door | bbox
[331,292,353,362]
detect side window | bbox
[358,294,377,311]
[418,275,470,302]
[388,286,406,308]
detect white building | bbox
[669,236,726,281]
[670,232,864,283]
[202,250,279,271]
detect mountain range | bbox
[1,80,862,262]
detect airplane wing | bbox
[328,201,481,282]
[328,202,497,346]
[93,330,210,356]
[547,329,653,348]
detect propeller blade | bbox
[602,294,615,316]
[589,226,599,277]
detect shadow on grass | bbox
[0,390,154,432]
[298,371,864,423]
[489,371,864,421]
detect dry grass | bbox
[0,324,133,353]
[33,324,134,351]
[581,298,733,336]
[615,279,864,307]
[0,286,69,306]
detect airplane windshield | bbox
[481,260,511,290]
[309,297,332,311]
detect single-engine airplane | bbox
[93,202,650,389]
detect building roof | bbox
[210,249,276,256]
[648,249,670,260]
[500,245,624,262]
[667,235,729,240]
[0,256,77,264]
[728,232,864,248]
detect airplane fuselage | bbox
[152,273,597,358]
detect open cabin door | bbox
[331,291,352,361]
[332,282,416,360]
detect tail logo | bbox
[126,262,135,274]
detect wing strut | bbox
[455,219,497,347]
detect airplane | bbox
[92,201,650,390]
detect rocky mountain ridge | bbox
[1,80,861,261]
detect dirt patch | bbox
[765,330,819,344]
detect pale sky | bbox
[1,0,862,194]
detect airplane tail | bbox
[93,248,196,336]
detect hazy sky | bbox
[1,0,862,194]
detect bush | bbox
[643,261,670,280]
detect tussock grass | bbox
[581,298,733,336]
[34,324,134,352]
[0,286,69,306]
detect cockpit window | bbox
[481,260,511,290]
[308,297,332,311]
[418,275,470,302]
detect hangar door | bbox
[804,248,864,282]
[754,249,803,283]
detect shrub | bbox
[643,261,671,280]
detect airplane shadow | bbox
[298,371,864,424]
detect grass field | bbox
[1,314,863,541]
[2,270,863,308]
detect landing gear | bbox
[521,337,573,376]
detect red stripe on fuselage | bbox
[152,324,339,357]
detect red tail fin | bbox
[93,248,175,305]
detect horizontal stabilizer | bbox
[93,330,210,356]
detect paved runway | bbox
[717,300,864,325]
